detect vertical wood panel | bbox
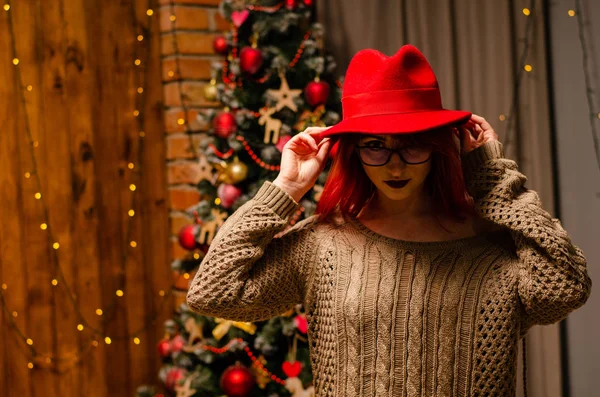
[64,0,109,394]
[124,0,150,393]
[0,5,33,395]
[39,1,80,395]
[141,0,175,377]
[95,0,131,393]
[17,0,59,395]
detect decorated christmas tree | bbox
[138,1,342,396]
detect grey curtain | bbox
[317,0,559,396]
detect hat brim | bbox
[319,110,472,138]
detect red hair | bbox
[315,127,476,225]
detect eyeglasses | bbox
[356,144,432,166]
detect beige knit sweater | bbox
[187,140,592,396]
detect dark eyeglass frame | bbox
[355,145,432,166]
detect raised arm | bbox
[462,140,592,332]
[186,182,319,323]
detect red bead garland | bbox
[198,338,288,386]
[208,143,234,160]
[235,135,281,171]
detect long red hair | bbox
[315,127,476,224]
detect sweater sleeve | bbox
[186,181,319,323]
[462,140,592,331]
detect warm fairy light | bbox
[4,4,10,11]
[96,309,103,316]
[12,311,18,317]
[177,118,185,125]
[523,8,531,16]
[524,64,533,72]
[133,337,141,345]
[77,324,84,331]
[597,112,600,119]
[33,141,39,147]
[92,340,99,347]
[105,337,112,345]
[35,192,41,199]
[139,131,145,137]
[1,284,7,290]
[137,34,144,41]
[146,9,154,16]
[215,198,221,205]
[499,114,506,121]
[183,273,190,280]
[53,242,60,249]
[128,162,135,169]
[45,357,51,364]
[40,223,47,230]
[128,209,135,217]
[193,253,200,259]
[568,9,575,17]
[51,279,58,286]
[129,184,136,191]
[12,58,19,65]
[26,338,33,345]
[116,289,124,297]
[130,241,137,248]
[168,70,175,77]
[133,110,140,117]
[27,363,34,369]
[27,85,33,91]
[25,172,31,178]
[137,87,143,94]
[169,15,176,22]
[159,290,165,296]
[134,59,141,66]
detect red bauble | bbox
[165,367,186,391]
[275,135,291,152]
[239,47,264,75]
[282,360,303,377]
[213,36,229,55]
[157,338,171,357]
[294,314,308,334]
[212,111,238,139]
[285,0,297,9]
[220,364,255,397]
[178,225,198,251]
[170,335,185,353]
[304,79,330,106]
[217,184,243,209]
[303,0,313,5]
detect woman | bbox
[187,45,592,396]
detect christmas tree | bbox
[138,1,342,396]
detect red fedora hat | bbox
[320,45,471,138]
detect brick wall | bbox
[158,0,227,303]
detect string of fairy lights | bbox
[502,0,537,151]
[574,0,600,172]
[1,0,176,371]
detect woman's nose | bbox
[388,151,406,168]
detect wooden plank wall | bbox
[0,0,172,396]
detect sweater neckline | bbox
[347,216,493,249]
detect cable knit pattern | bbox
[187,140,592,396]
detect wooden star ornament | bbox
[174,376,197,397]
[267,73,302,112]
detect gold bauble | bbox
[227,158,248,184]
[203,79,218,101]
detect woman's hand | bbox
[457,114,499,155]
[273,127,332,202]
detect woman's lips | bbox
[384,179,410,189]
